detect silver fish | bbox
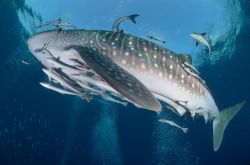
[112,14,139,32]
[190,32,211,55]
[159,119,188,134]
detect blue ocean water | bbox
[0,0,250,164]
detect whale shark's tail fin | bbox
[213,101,246,151]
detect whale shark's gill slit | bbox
[70,46,162,113]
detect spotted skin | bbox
[72,46,161,112]
[84,31,208,99]
[28,29,246,152]
[28,29,218,120]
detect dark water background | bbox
[0,0,250,164]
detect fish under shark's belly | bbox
[106,49,209,112]
[125,66,208,112]
[35,42,211,117]
[27,29,246,152]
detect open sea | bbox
[0,0,250,164]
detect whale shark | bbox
[27,29,245,151]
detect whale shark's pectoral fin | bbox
[70,46,162,113]
[196,41,200,47]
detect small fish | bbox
[73,77,127,106]
[42,68,80,94]
[21,60,30,65]
[112,14,139,33]
[102,94,128,107]
[166,105,181,116]
[40,82,78,95]
[159,119,188,134]
[41,69,92,101]
[190,32,211,55]
[183,62,200,75]
[71,73,119,95]
[153,92,186,116]
[36,18,76,29]
[147,35,166,44]
[35,19,60,28]
[54,23,76,29]
[46,56,84,72]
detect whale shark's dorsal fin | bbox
[70,46,162,113]
[200,32,206,36]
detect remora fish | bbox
[40,82,79,96]
[27,29,245,151]
[147,35,166,44]
[190,32,211,55]
[42,68,92,101]
[21,60,31,65]
[112,14,139,32]
[159,119,188,134]
[36,18,76,29]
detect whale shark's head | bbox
[27,30,91,56]
[27,30,59,55]
[27,29,93,68]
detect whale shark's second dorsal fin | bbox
[179,54,192,64]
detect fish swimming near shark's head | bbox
[112,14,139,33]
[28,30,90,54]
[28,28,245,151]
[190,32,211,55]
[27,30,92,68]
[28,29,162,112]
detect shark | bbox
[40,82,81,96]
[147,35,166,44]
[112,14,139,33]
[27,29,245,151]
[190,32,211,55]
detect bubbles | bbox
[151,112,198,165]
